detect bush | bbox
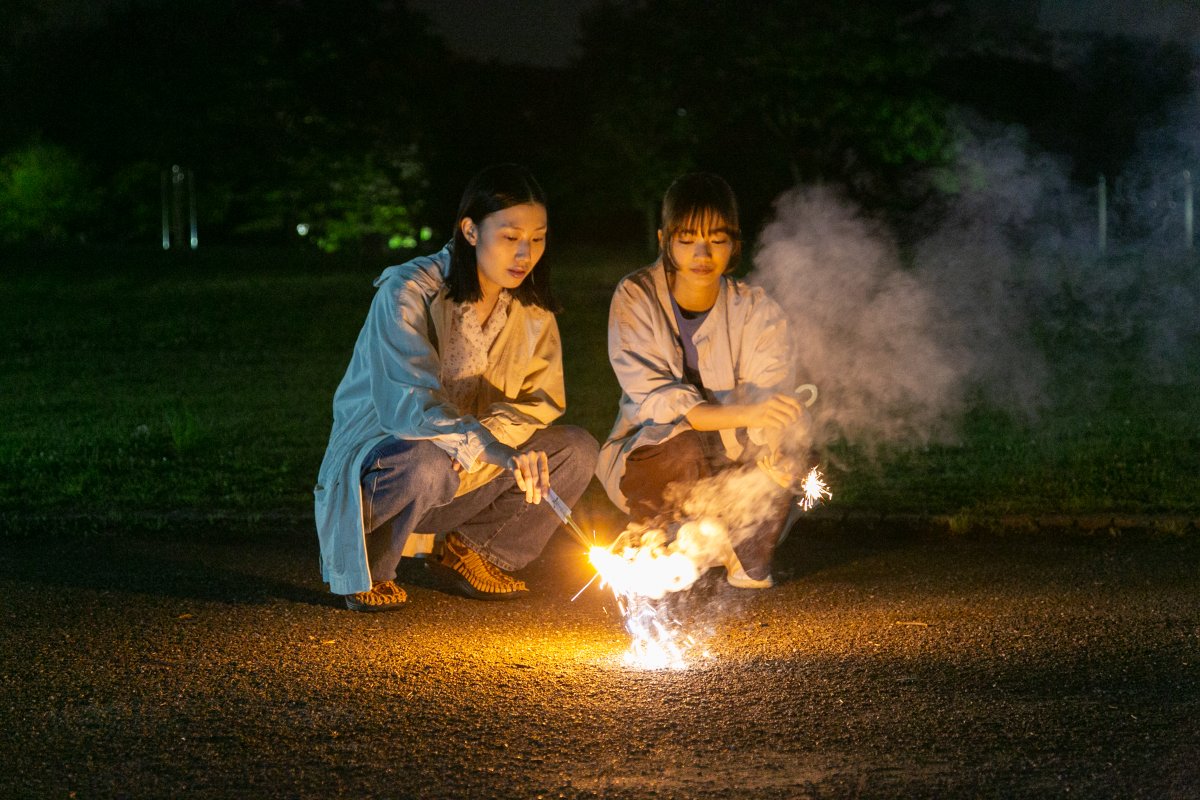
[0,143,98,245]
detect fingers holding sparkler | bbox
[510,448,550,505]
[479,440,551,505]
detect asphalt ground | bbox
[2,509,1197,799]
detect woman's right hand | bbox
[743,393,806,430]
[480,440,550,504]
[686,393,808,433]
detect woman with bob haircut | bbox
[315,164,598,611]
[597,172,807,589]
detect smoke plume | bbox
[750,106,1200,452]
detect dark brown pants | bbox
[619,429,792,579]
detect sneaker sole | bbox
[726,571,775,590]
[425,561,527,601]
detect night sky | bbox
[406,0,602,67]
[19,1,1200,66]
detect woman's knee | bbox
[534,426,599,493]
[365,439,458,497]
[560,425,600,465]
[531,425,600,466]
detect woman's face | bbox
[461,202,547,297]
[662,213,735,296]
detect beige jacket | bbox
[314,245,565,594]
[597,260,794,512]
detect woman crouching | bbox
[315,164,599,610]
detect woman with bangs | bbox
[597,173,805,589]
[315,164,599,611]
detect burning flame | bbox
[587,468,831,669]
[587,520,729,669]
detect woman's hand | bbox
[480,440,551,504]
[742,393,806,430]
[757,449,803,490]
[686,392,806,432]
[509,449,550,505]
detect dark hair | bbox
[447,163,557,311]
[659,173,742,274]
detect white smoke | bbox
[750,107,1200,451]
[752,184,968,446]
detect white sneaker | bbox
[725,551,774,589]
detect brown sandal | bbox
[427,532,528,600]
[344,579,408,612]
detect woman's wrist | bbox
[685,401,751,432]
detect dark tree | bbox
[0,0,454,248]
[570,0,953,243]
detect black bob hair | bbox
[659,172,743,274]
[447,163,558,311]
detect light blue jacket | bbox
[314,245,565,593]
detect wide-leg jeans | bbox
[360,425,599,584]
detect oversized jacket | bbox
[314,245,565,594]
[596,259,795,513]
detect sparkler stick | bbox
[545,488,591,548]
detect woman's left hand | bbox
[509,449,550,504]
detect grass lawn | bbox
[2,243,1198,534]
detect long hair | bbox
[659,173,743,274]
[447,164,558,310]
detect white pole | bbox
[171,164,184,250]
[188,169,198,250]
[1097,174,1107,254]
[1184,169,1193,251]
[161,170,171,250]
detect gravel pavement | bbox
[2,510,1197,799]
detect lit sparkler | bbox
[798,466,832,511]
[545,488,592,548]
[588,543,700,670]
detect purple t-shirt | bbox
[670,292,710,391]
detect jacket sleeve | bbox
[478,314,567,446]
[365,279,495,470]
[737,293,798,447]
[608,277,705,425]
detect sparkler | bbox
[589,550,701,670]
[798,466,832,511]
[545,488,592,548]
[579,382,832,668]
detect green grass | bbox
[1,244,1197,534]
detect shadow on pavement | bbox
[1,531,334,609]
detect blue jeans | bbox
[360,425,599,582]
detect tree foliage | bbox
[0,0,447,250]
[572,0,953,239]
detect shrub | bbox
[0,142,98,245]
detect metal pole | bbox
[160,170,171,250]
[1184,169,1193,251]
[171,164,185,250]
[187,169,198,250]
[1097,174,1107,254]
